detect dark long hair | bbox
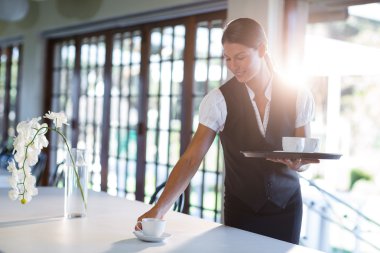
[221,18,267,49]
[222,18,273,71]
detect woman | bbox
[136,18,318,244]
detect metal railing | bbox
[300,175,380,252]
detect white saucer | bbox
[133,230,171,242]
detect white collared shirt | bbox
[199,81,315,136]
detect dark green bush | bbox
[349,168,372,190]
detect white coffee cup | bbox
[137,218,166,237]
[303,138,320,152]
[282,137,305,152]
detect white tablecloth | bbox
[0,187,324,253]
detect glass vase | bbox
[64,148,88,218]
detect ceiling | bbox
[1,0,379,23]
[307,0,380,23]
[308,0,380,12]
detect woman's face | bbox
[223,42,263,83]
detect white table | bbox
[0,187,324,253]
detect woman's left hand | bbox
[267,158,320,172]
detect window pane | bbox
[0,44,21,147]
[107,30,141,198]
[144,24,185,202]
[190,18,226,221]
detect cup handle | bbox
[136,221,143,231]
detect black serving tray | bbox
[241,151,342,160]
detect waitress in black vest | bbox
[136,18,318,244]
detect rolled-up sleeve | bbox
[199,88,226,133]
[295,88,315,128]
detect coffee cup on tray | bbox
[282,137,320,153]
[282,137,305,152]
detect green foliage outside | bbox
[332,247,351,253]
[349,168,372,190]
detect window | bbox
[0,43,22,148]
[46,11,226,221]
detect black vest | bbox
[219,76,299,211]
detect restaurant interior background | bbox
[0,0,379,252]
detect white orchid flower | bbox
[35,124,49,148]
[23,165,32,174]
[8,175,18,189]
[16,120,31,134]
[17,183,25,193]
[13,151,25,166]
[7,160,17,173]
[25,154,39,167]
[25,174,36,187]
[29,187,38,197]
[13,135,27,152]
[44,111,68,128]
[23,191,32,203]
[9,111,84,206]
[8,189,19,201]
[24,176,38,199]
[34,134,49,150]
[15,150,39,169]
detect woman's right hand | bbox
[135,207,164,231]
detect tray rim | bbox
[240,151,342,159]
